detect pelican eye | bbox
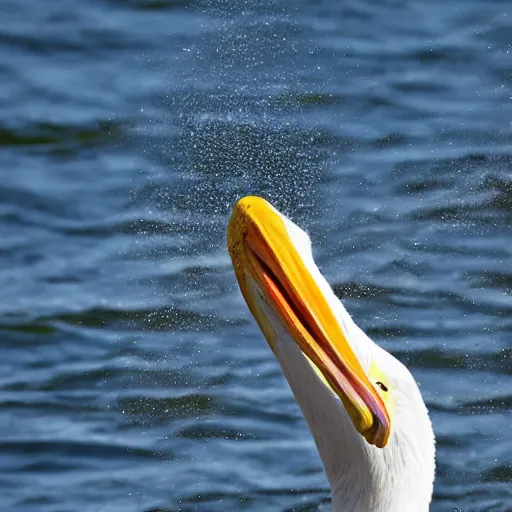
[376,381,388,392]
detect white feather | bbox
[246,213,436,512]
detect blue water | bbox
[0,0,511,510]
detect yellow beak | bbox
[227,196,390,448]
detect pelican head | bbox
[227,196,435,512]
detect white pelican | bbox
[227,196,436,512]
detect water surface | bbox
[0,0,511,510]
